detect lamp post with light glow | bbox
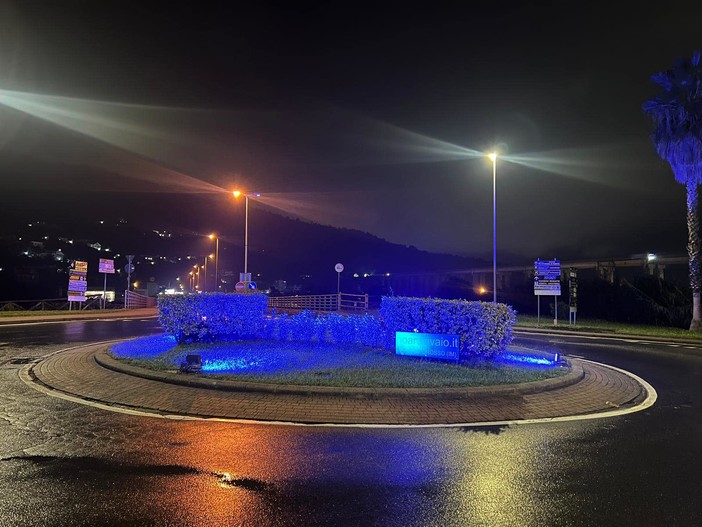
[232,191,261,277]
[488,152,498,304]
[203,254,214,292]
[208,234,219,290]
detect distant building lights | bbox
[363,273,369,278]
[386,273,391,277]
[353,273,359,278]
[647,253,657,261]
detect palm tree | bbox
[643,51,702,331]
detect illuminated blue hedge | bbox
[261,310,384,347]
[379,296,516,360]
[158,293,268,343]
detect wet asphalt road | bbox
[0,320,701,526]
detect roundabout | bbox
[21,339,656,427]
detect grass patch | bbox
[110,335,568,388]
[516,315,702,339]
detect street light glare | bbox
[208,233,216,239]
[488,152,497,161]
[232,190,241,198]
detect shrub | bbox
[158,293,268,343]
[258,311,385,347]
[379,296,516,360]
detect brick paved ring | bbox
[23,342,655,426]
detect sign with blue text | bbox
[395,331,460,362]
[534,258,561,296]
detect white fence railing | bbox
[125,290,157,309]
[267,292,369,313]
[0,296,105,311]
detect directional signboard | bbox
[68,261,88,302]
[99,258,115,274]
[534,259,561,296]
[568,267,578,308]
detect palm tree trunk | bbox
[687,181,702,331]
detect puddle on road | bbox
[216,472,271,491]
[1,455,271,493]
[7,357,38,365]
[455,424,510,435]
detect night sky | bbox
[1,2,701,263]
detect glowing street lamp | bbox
[488,152,498,304]
[232,191,261,277]
[208,234,219,290]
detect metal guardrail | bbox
[267,292,369,313]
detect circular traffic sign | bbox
[248,281,257,290]
[124,264,135,273]
[335,263,344,273]
[235,281,246,292]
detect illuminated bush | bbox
[379,296,516,360]
[158,293,268,343]
[260,310,384,346]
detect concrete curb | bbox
[95,346,584,399]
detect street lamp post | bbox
[488,152,498,304]
[232,191,260,278]
[208,234,219,290]
[203,256,208,292]
[203,254,214,292]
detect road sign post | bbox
[68,261,88,307]
[534,259,561,326]
[124,255,135,308]
[99,258,115,309]
[335,263,344,297]
[569,267,578,325]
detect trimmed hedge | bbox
[261,310,385,347]
[157,294,515,360]
[379,296,516,360]
[158,293,268,343]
